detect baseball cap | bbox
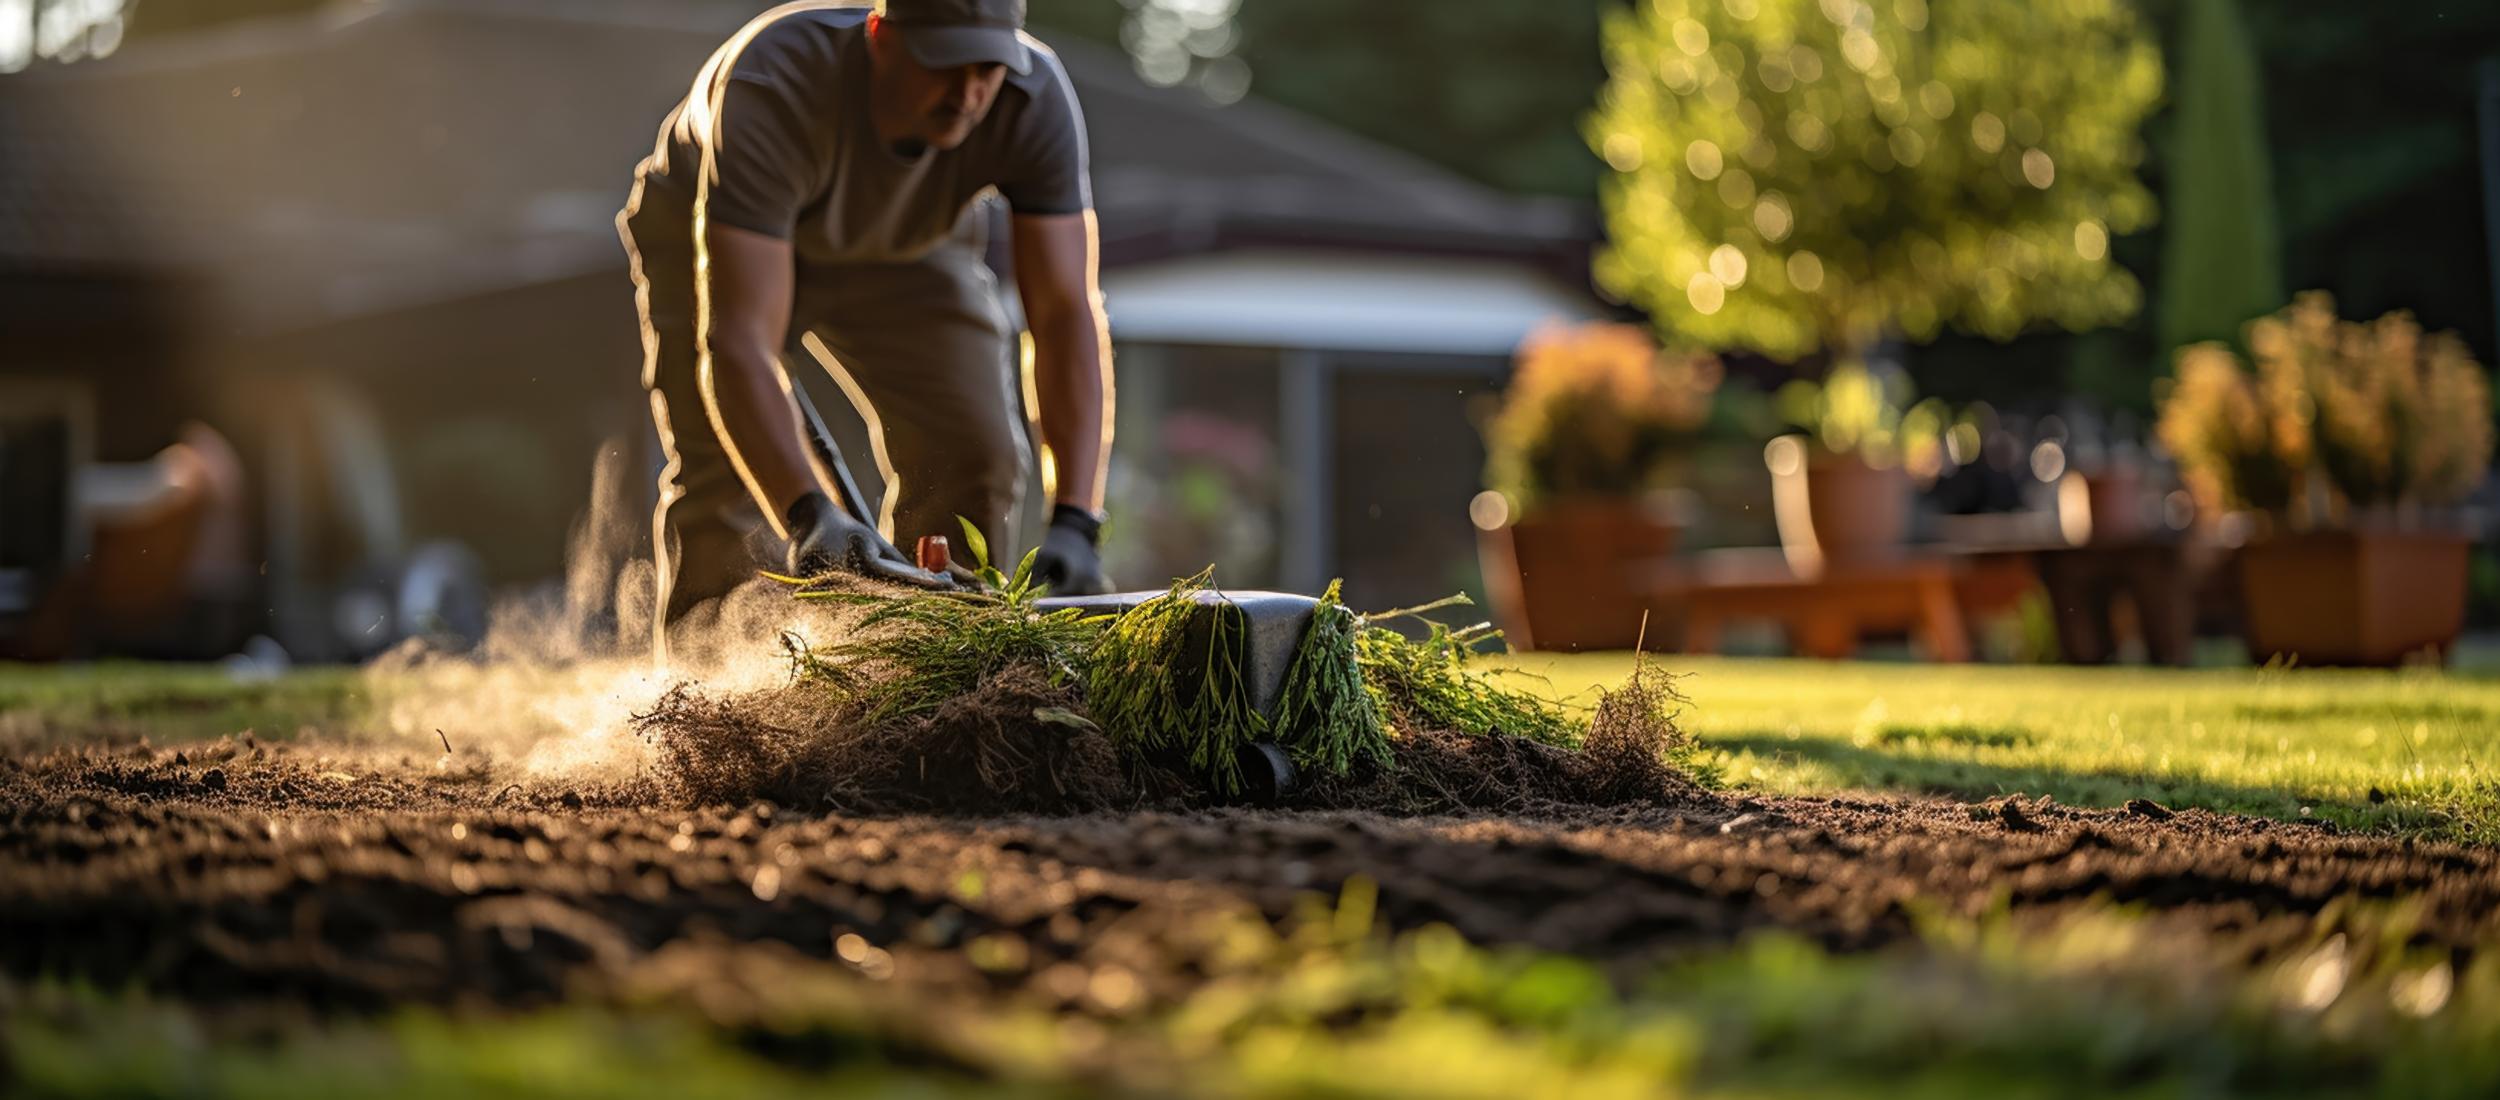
[882,0,1031,75]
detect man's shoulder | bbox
[1004,33,1077,102]
[725,2,871,84]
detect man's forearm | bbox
[698,341,821,537]
[1030,308,1114,512]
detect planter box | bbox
[2238,528,2472,666]
[1767,440,1910,573]
[1477,496,1680,651]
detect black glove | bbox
[1031,504,1112,595]
[784,490,954,590]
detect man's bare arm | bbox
[696,222,819,536]
[1011,210,1114,513]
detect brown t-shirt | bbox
[623,2,1090,266]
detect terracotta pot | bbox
[1477,495,1681,651]
[2058,466,2149,544]
[1767,438,1910,573]
[2237,528,2472,666]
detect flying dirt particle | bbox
[200,768,227,791]
[1719,812,1762,834]
[2125,798,2174,820]
[835,932,869,963]
[750,864,781,902]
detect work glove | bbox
[784,490,955,590]
[1031,504,1113,596]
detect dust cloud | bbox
[365,445,830,785]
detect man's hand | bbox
[1032,504,1112,595]
[785,491,955,589]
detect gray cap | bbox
[884,0,1031,75]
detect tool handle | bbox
[915,535,951,574]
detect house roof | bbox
[0,0,1593,332]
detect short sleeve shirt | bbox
[624,3,1090,266]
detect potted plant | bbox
[2158,293,2493,665]
[1765,362,1953,572]
[1475,322,1721,651]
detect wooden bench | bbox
[1657,548,1972,661]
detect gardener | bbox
[618,0,1115,655]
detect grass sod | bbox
[1512,655,2500,843]
[775,559,1586,800]
[776,546,1099,728]
[1081,568,1269,797]
[1350,597,1578,746]
[1271,579,1394,777]
[10,885,2498,1099]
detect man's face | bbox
[875,27,1008,151]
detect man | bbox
[617,0,1115,657]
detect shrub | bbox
[2159,292,2493,521]
[1482,322,1722,514]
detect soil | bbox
[7,735,2496,1019]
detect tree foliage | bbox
[2156,0,2278,355]
[1591,0,2162,363]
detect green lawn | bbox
[8,655,2497,841]
[1506,655,2500,843]
[0,661,368,747]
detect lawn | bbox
[1510,655,2500,843]
[11,655,2495,842]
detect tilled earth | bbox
[6,736,2498,1021]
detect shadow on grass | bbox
[1868,724,2033,749]
[1706,730,2457,837]
[2235,700,2498,726]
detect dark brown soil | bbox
[6,737,2496,1019]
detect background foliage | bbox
[1589,0,2162,363]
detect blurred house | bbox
[0,0,1601,658]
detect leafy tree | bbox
[1589,0,2162,366]
[2157,0,2278,355]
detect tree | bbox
[1590,0,2162,366]
[2157,0,2279,355]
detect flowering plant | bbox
[1482,323,1722,513]
[2159,292,2491,520]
